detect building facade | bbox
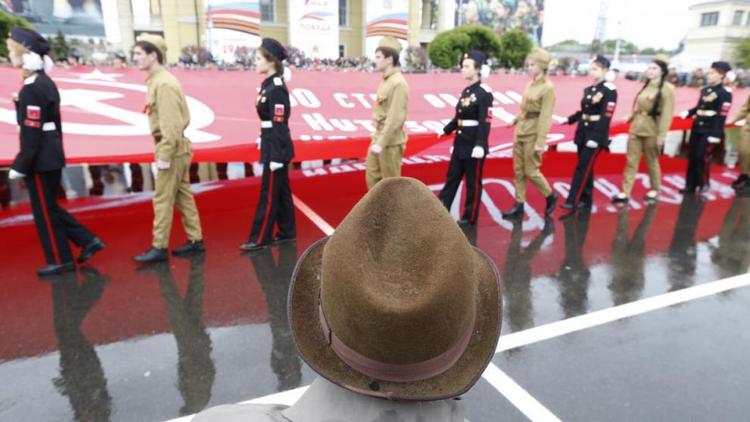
[681,0,750,67]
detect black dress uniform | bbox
[438,80,493,225]
[9,28,103,275]
[564,79,617,209]
[682,62,732,193]
[243,39,296,251]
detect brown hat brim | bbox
[288,237,502,401]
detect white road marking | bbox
[292,194,335,235]
[497,273,750,353]
[482,363,562,422]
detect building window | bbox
[746,12,750,26]
[339,44,346,58]
[339,0,348,27]
[701,12,719,27]
[260,0,274,22]
[734,10,744,25]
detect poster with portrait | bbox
[7,0,105,37]
[456,0,544,45]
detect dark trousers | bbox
[685,132,712,190]
[26,170,95,265]
[438,156,485,224]
[248,163,296,245]
[566,145,603,206]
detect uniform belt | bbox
[582,114,601,122]
[260,121,273,128]
[458,119,479,127]
[525,112,540,119]
[42,122,56,131]
[696,110,717,117]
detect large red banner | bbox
[0,65,744,164]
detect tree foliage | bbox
[0,11,33,59]
[428,25,502,69]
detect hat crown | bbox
[137,33,167,55]
[377,36,403,54]
[320,178,477,366]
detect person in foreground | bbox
[194,177,502,421]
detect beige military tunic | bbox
[730,94,750,174]
[192,376,469,422]
[512,76,556,203]
[621,81,675,196]
[146,67,202,248]
[366,67,409,190]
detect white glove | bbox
[156,160,171,170]
[585,140,598,149]
[255,137,261,150]
[708,136,721,144]
[269,161,284,172]
[449,146,454,154]
[8,169,25,180]
[471,146,485,159]
[369,144,383,155]
[679,110,689,120]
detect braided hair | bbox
[634,59,668,118]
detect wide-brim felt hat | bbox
[288,177,502,401]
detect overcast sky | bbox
[542,0,694,50]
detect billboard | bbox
[4,0,105,37]
[365,0,409,58]
[205,0,262,64]
[288,0,339,59]
[457,0,544,45]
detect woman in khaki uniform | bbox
[728,95,750,191]
[503,48,558,219]
[613,55,675,203]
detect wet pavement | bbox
[1,154,749,421]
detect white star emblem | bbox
[71,69,123,82]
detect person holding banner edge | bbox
[561,55,617,213]
[437,50,493,226]
[240,38,296,252]
[677,61,732,194]
[502,48,559,219]
[6,27,105,276]
[612,55,675,204]
[366,37,410,190]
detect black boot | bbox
[37,262,76,277]
[679,187,695,194]
[732,174,748,188]
[502,203,525,219]
[78,237,106,263]
[270,235,296,245]
[560,202,575,210]
[172,240,205,256]
[239,242,268,252]
[545,193,559,216]
[133,247,168,263]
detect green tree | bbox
[0,11,33,59]
[50,31,71,61]
[498,30,533,69]
[736,36,750,68]
[428,25,502,69]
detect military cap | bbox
[377,36,403,54]
[10,27,50,56]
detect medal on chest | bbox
[460,93,477,108]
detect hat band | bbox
[318,303,476,383]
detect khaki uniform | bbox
[512,76,556,203]
[621,81,675,196]
[146,67,202,248]
[731,94,750,174]
[366,67,409,190]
